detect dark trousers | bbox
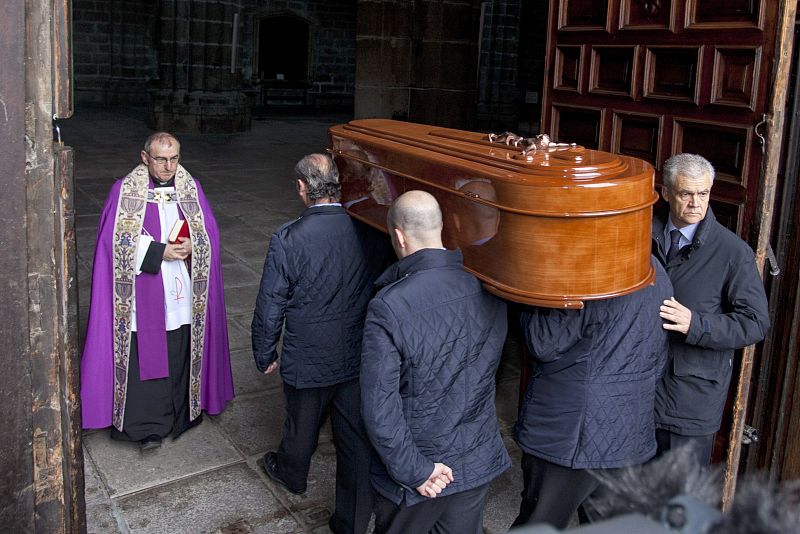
[655,429,714,466]
[511,453,601,530]
[111,325,198,441]
[275,379,372,534]
[373,483,490,534]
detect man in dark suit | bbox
[252,153,391,533]
[360,191,510,534]
[512,259,673,529]
[653,153,770,465]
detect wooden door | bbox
[541,0,779,237]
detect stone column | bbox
[150,0,250,133]
[355,0,482,129]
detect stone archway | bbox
[255,13,311,107]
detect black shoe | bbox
[259,452,306,495]
[140,434,162,451]
[328,514,346,534]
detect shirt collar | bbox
[665,217,699,244]
[308,202,342,208]
[375,248,462,288]
[150,175,175,188]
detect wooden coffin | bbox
[329,119,657,308]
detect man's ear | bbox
[296,179,310,204]
[141,150,149,166]
[392,227,406,250]
[660,184,670,203]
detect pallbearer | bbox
[360,191,510,534]
[513,257,673,528]
[252,154,391,534]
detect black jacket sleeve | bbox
[251,235,291,372]
[360,298,434,490]
[140,241,166,274]
[521,306,588,363]
[686,256,770,350]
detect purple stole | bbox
[109,164,212,429]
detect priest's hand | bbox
[164,237,192,261]
[661,297,692,335]
[263,361,278,374]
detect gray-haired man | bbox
[252,154,391,533]
[653,153,769,464]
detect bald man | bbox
[360,191,510,534]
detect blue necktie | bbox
[667,229,683,263]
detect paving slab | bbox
[228,348,284,396]
[84,421,242,497]
[221,249,245,266]
[84,450,125,533]
[222,262,261,288]
[211,391,288,457]
[116,463,300,534]
[76,212,102,231]
[484,434,524,534]
[232,311,257,333]
[227,316,253,352]
[83,450,108,505]
[74,195,103,216]
[224,284,263,316]
[223,239,270,270]
[85,501,124,534]
[251,443,338,531]
[235,200,303,225]
[76,231,97,259]
[495,382,521,431]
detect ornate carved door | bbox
[541,0,780,237]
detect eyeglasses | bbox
[147,153,181,166]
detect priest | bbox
[80,132,233,451]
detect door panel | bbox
[542,0,779,236]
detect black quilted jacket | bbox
[360,248,510,506]
[251,205,391,388]
[515,258,673,469]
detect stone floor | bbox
[65,109,524,534]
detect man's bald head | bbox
[387,191,444,257]
[388,190,443,236]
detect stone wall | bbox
[240,0,357,108]
[72,0,356,112]
[70,0,545,130]
[149,0,251,133]
[72,0,158,106]
[355,0,482,129]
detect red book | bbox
[168,219,190,244]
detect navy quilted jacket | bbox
[514,258,673,469]
[360,248,511,507]
[251,205,391,388]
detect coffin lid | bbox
[331,119,656,217]
[336,119,650,183]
